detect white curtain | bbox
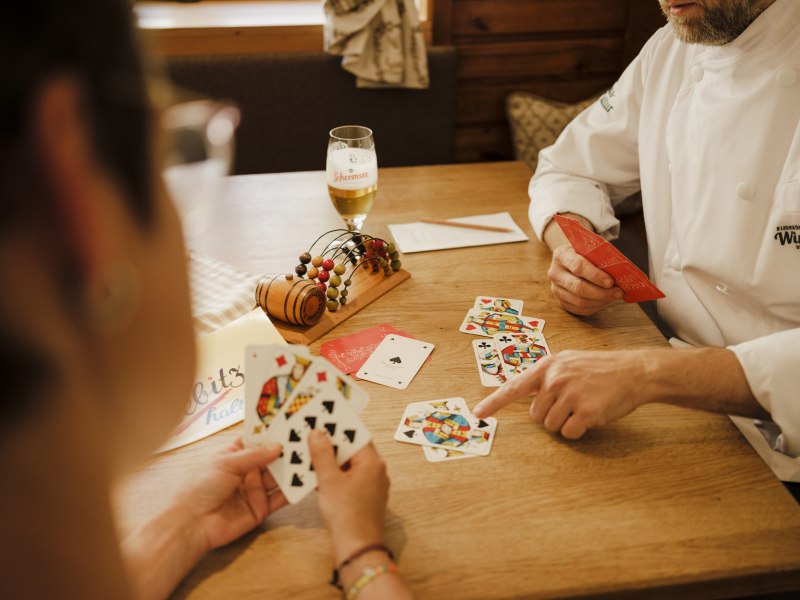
[323,0,430,89]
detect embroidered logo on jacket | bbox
[600,86,616,113]
[774,224,800,249]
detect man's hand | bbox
[473,350,645,438]
[548,244,623,315]
[472,347,768,440]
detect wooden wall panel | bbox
[436,0,665,163]
[452,0,629,38]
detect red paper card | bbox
[320,324,429,377]
[553,214,665,303]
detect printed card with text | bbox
[244,344,312,447]
[263,394,371,504]
[356,335,435,389]
[394,399,497,456]
[492,332,551,379]
[460,309,545,338]
[473,296,523,315]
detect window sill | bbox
[135,1,431,56]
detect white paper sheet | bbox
[157,310,286,453]
[388,212,529,253]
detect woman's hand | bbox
[123,439,286,600]
[308,431,389,563]
[176,438,287,552]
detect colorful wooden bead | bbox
[312,256,324,268]
[307,266,319,279]
[299,252,312,264]
[326,287,339,299]
[317,270,330,282]
[333,264,346,276]
[322,258,335,272]
[295,264,307,276]
[330,274,342,287]
[316,281,327,292]
[327,299,339,312]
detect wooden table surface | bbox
[115,161,800,599]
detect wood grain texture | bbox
[114,163,800,599]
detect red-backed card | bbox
[553,214,665,303]
[320,324,429,377]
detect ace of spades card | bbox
[263,394,371,504]
[492,332,551,379]
[356,335,435,390]
[393,400,497,456]
[244,344,312,446]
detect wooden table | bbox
[115,162,800,599]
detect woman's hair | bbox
[0,0,154,228]
[0,0,155,424]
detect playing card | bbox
[393,399,497,456]
[553,214,665,303]
[422,445,477,462]
[473,296,523,315]
[244,344,312,447]
[471,338,507,387]
[356,335,434,389]
[264,394,371,504]
[493,332,551,379]
[459,309,545,338]
[281,357,368,420]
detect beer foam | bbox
[326,147,378,189]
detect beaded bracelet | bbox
[330,543,395,589]
[345,563,398,600]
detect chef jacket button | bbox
[736,182,755,200]
[715,283,731,295]
[777,68,797,88]
[670,255,681,271]
[690,65,704,83]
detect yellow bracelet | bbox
[344,563,398,600]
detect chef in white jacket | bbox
[474,0,800,482]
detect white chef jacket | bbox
[529,0,800,479]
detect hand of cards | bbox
[244,344,371,504]
[553,214,665,303]
[459,296,550,387]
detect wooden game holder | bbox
[257,267,410,344]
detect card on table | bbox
[263,394,371,504]
[244,344,312,446]
[423,445,477,462]
[394,399,497,456]
[553,214,665,303]
[459,309,545,338]
[356,335,435,389]
[471,338,507,387]
[281,356,369,420]
[473,296,523,315]
[492,332,551,379]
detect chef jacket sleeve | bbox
[729,329,800,457]
[528,29,667,242]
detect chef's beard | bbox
[660,1,770,46]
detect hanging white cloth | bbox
[323,0,429,89]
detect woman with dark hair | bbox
[0,2,411,598]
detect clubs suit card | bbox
[492,332,551,379]
[356,335,434,389]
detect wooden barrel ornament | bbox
[256,275,326,326]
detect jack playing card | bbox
[473,296,523,315]
[471,338,507,387]
[493,332,550,379]
[394,399,497,456]
[459,309,545,338]
[356,335,435,389]
[553,214,665,303]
